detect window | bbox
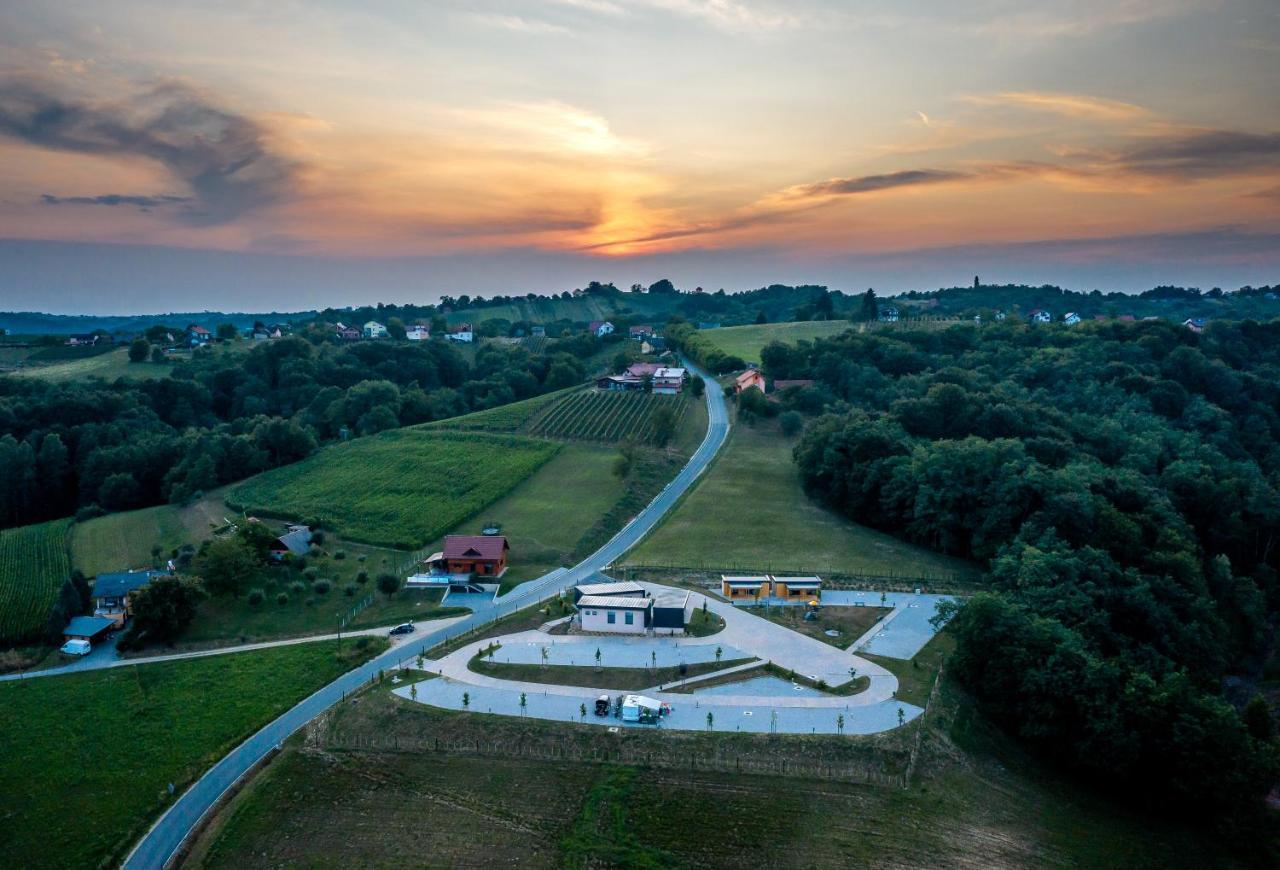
[625,612,634,625]
[607,612,616,624]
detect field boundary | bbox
[617,564,980,594]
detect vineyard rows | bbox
[0,518,73,645]
[531,390,686,444]
[421,386,578,434]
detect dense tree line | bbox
[774,318,1280,822]
[0,336,584,529]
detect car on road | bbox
[389,623,416,636]
[60,638,92,656]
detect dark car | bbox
[389,623,416,636]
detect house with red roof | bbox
[735,369,765,394]
[436,535,509,577]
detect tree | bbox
[897,707,905,727]
[579,702,587,721]
[377,572,401,599]
[651,404,677,447]
[150,345,166,363]
[194,536,259,598]
[37,433,69,517]
[613,442,636,479]
[779,410,803,437]
[43,577,87,643]
[1243,695,1274,742]
[837,713,845,735]
[386,317,407,341]
[128,338,150,362]
[519,692,527,716]
[715,646,722,664]
[98,473,140,511]
[706,711,714,731]
[463,692,470,709]
[216,323,239,341]
[755,310,767,324]
[118,575,206,650]
[689,376,705,398]
[595,647,602,670]
[857,289,878,322]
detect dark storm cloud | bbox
[0,77,299,224]
[41,193,192,209]
[1113,129,1280,179]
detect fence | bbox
[616,563,980,595]
[315,732,909,788]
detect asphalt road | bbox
[122,360,729,869]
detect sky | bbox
[0,0,1277,314]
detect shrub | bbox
[357,554,367,563]
[334,550,346,560]
[377,572,402,598]
[247,588,265,606]
[276,592,289,605]
[344,584,356,597]
[308,544,324,558]
[779,410,803,437]
[289,580,306,595]
[74,504,106,522]
[310,529,326,546]
[304,597,315,607]
[356,571,369,585]
[312,579,331,596]
[303,567,319,581]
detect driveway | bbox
[123,358,731,870]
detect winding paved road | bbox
[122,360,729,869]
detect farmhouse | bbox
[878,306,900,322]
[734,369,766,394]
[573,579,646,604]
[596,375,645,392]
[626,362,662,378]
[1184,317,1206,333]
[628,324,653,340]
[1063,312,1082,325]
[588,320,615,337]
[640,336,666,354]
[530,325,546,337]
[65,333,101,346]
[364,320,388,338]
[406,325,431,341]
[92,570,169,627]
[269,525,313,561]
[63,615,114,644]
[652,367,686,395]
[335,326,361,341]
[437,535,509,577]
[447,323,475,342]
[577,594,652,634]
[1028,309,1052,323]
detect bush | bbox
[310,529,326,546]
[356,571,369,585]
[74,504,106,522]
[276,592,289,605]
[303,567,319,581]
[357,554,367,563]
[779,410,803,437]
[377,572,401,598]
[312,579,331,596]
[247,588,265,606]
[304,597,315,607]
[308,544,324,558]
[289,580,306,595]
[333,550,346,560]
[344,584,356,597]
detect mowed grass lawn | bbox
[229,430,560,548]
[0,640,385,870]
[626,421,977,580]
[71,491,231,577]
[444,444,627,586]
[700,320,854,363]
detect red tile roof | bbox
[443,535,508,560]
[772,379,814,391]
[626,362,662,377]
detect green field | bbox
[442,444,627,586]
[531,390,689,445]
[0,640,385,870]
[626,421,977,580]
[0,518,73,645]
[421,386,578,433]
[11,347,175,382]
[189,677,1244,869]
[699,320,855,363]
[228,430,560,548]
[71,491,233,577]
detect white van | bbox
[60,638,92,656]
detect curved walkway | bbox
[123,359,731,869]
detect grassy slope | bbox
[71,491,233,577]
[419,386,579,433]
[192,675,1245,869]
[442,444,627,586]
[11,347,175,382]
[0,518,72,645]
[626,420,977,580]
[700,320,855,363]
[0,640,385,870]
[228,430,560,548]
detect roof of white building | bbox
[577,594,653,609]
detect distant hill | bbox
[0,309,318,337]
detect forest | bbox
[0,334,592,530]
[769,318,1280,823]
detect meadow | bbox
[531,390,688,445]
[11,347,175,382]
[228,430,560,548]
[0,518,72,645]
[421,385,578,433]
[699,320,855,363]
[625,420,977,581]
[0,639,385,870]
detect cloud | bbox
[965,91,1149,121]
[785,169,970,198]
[1112,129,1280,179]
[40,193,192,210]
[471,14,572,35]
[0,77,300,224]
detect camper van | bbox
[60,638,91,656]
[620,695,670,724]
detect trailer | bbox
[620,694,670,724]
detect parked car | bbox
[594,694,611,717]
[60,639,91,656]
[389,623,416,636]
